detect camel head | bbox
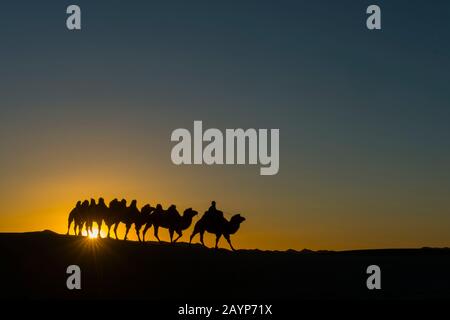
[227,214,246,235]
[179,208,198,230]
[109,198,118,207]
[230,214,246,224]
[183,208,198,219]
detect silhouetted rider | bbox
[205,201,224,220]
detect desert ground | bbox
[0,230,449,300]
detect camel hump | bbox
[141,204,154,214]
[72,201,81,210]
[166,204,180,217]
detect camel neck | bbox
[180,215,193,229]
[227,220,241,235]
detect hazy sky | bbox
[1,1,449,250]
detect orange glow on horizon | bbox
[1,166,450,251]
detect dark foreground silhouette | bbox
[0,230,449,300]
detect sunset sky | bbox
[1,1,449,250]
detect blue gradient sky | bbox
[1,1,449,249]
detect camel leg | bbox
[73,223,77,236]
[86,223,91,237]
[215,234,222,249]
[90,221,95,237]
[224,234,235,251]
[142,224,151,242]
[173,230,182,243]
[107,225,111,238]
[135,226,141,242]
[113,223,119,239]
[200,231,205,246]
[124,224,131,240]
[97,221,103,238]
[169,229,174,243]
[189,229,199,244]
[67,219,72,235]
[154,226,161,242]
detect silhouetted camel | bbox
[139,204,155,242]
[67,201,82,235]
[105,198,119,239]
[142,204,163,241]
[189,213,245,251]
[67,200,92,236]
[78,200,90,235]
[92,198,108,238]
[68,199,90,236]
[110,199,127,239]
[143,205,198,243]
[104,198,138,240]
[122,200,141,241]
[123,201,152,242]
[85,199,97,237]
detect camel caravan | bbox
[67,199,246,251]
